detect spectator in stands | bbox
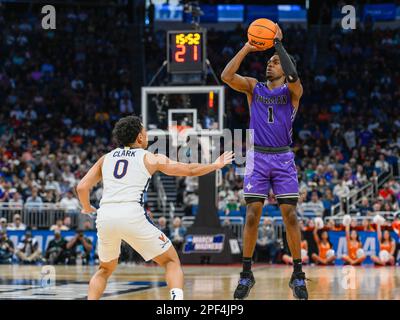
[342,223,366,265]
[0,218,7,232]
[333,180,350,198]
[25,188,43,207]
[388,179,400,195]
[63,216,72,230]
[49,219,69,232]
[9,192,23,208]
[183,191,198,216]
[311,227,336,265]
[224,167,236,187]
[355,165,368,186]
[61,165,77,188]
[43,190,58,203]
[7,214,26,231]
[371,223,396,266]
[0,230,14,264]
[66,229,93,265]
[218,193,227,211]
[255,218,278,263]
[300,191,325,217]
[184,176,198,193]
[45,173,61,195]
[15,230,42,264]
[45,230,68,265]
[225,194,240,215]
[375,154,390,173]
[357,197,373,216]
[379,183,395,201]
[372,201,383,214]
[157,216,170,238]
[119,96,134,115]
[170,217,186,251]
[322,189,338,215]
[60,191,80,213]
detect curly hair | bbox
[112,115,143,147]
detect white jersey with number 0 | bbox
[95,147,171,263]
[100,147,151,207]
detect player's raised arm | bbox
[76,155,105,214]
[273,24,303,107]
[221,43,259,96]
[144,151,234,177]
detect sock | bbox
[170,288,184,300]
[293,259,302,274]
[242,257,252,273]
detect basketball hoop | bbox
[168,125,193,146]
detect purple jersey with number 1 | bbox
[244,82,299,201]
[249,82,296,147]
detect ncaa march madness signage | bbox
[183,234,225,254]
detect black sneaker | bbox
[289,272,309,300]
[233,271,255,300]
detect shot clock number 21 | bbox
[167,30,206,73]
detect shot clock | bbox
[167,30,206,73]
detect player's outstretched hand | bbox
[274,23,283,41]
[81,205,97,215]
[244,42,265,53]
[215,151,235,169]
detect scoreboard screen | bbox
[167,30,206,73]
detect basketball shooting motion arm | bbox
[221,43,259,96]
[273,24,303,107]
[144,152,234,177]
[76,155,105,214]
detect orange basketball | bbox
[247,18,277,50]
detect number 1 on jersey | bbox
[113,160,128,179]
[267,106,274,123]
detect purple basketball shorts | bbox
[243,150,299,201]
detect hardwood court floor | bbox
[0,264,399,300]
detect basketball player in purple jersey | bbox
[221,24,308,300]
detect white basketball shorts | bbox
[96,203,172,262]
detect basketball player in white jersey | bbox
[76,115,234,300]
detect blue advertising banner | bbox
[363,3,397,21]
[217,5,244,22]
[6,230,98,258]
[327,231,399,265]
[278,5,307,22]
[246,5,279,24]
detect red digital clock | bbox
[167,30,206,74]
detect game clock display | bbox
[167,30,206,73]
